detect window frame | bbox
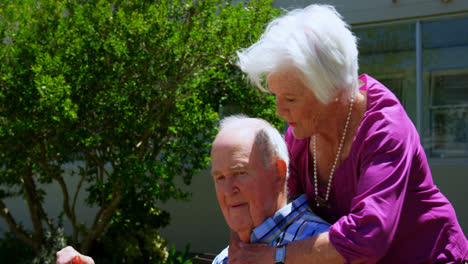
[353,13,468,164]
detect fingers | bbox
[56,246,80,264]
[71,255,82,264]
[229,230,242,254]
[227,243,275,264]
[230,230,240,243]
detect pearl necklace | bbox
[313,93,355,207]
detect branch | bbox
[22,165,44,252]
[39,204,54,231]
[39,140,77,240]
[81,191,122,254]
[0,199,34,249]
[83,149,110,208]
[85,149,110,179]
[90,206,105,235]
[71,156,89,245]
[136,128,153,160]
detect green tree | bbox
[0,0,281,261]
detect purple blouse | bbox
[285,74,468,263]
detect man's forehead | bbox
[210,124,261,175]
[211,161,248,175]
[217,127,255,141]
[211,146,250,170]
[211,129,254,156]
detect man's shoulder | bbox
[289,195,329,226]
[211,246,229,264]
[279,196,330,243]
[299,207,329,224]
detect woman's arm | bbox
[285,233,346,264]
[227,232,346,264]
[286,234,368,264]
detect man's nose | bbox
[224,177,239,195]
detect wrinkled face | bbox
[268,69,325,139]
[211,129,281,237]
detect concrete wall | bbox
[159,170,229,254]
[0,167,98,238]
[430,164,468,234]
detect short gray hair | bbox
[237,4,359,104]
[219,115,289,180]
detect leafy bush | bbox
[90,206,171,263]
[162,244,193,264]
[32,228,68,264]
[0,231,35,264]
[0,0,281,261]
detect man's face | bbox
[211,128,281,238]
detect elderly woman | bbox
[233,4,468,264]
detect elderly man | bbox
[56,115,329,264]
[211,115,329,264]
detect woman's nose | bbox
[276,102,287,117]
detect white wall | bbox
[159,170,230,254]
[0,167,98,238]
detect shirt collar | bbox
[250,194,309,244]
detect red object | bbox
[72,255,82,264]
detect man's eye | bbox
[215,175,225,182]
[286,98,296,102]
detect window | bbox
[354,23,417,124]
[422,17,468,160]
[354,16,468,161]
[428,71,468,158]
[377,76,405,105]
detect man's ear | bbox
[275,159,287,181]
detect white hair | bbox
[219,115,289,180]
[236,4,359,104]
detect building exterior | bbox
[161,0,468,255]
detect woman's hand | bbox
[56,246,95,264]
[227,234,275,264]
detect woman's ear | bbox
[275,159,287,181]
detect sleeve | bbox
[284,128,304,198]
[329,118,416,263]
[211,247,229,264]
[295,221,330,241]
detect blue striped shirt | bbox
[212,194,330,264]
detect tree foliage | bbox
[0,0,281,261]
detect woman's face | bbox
[268,69,325,139]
